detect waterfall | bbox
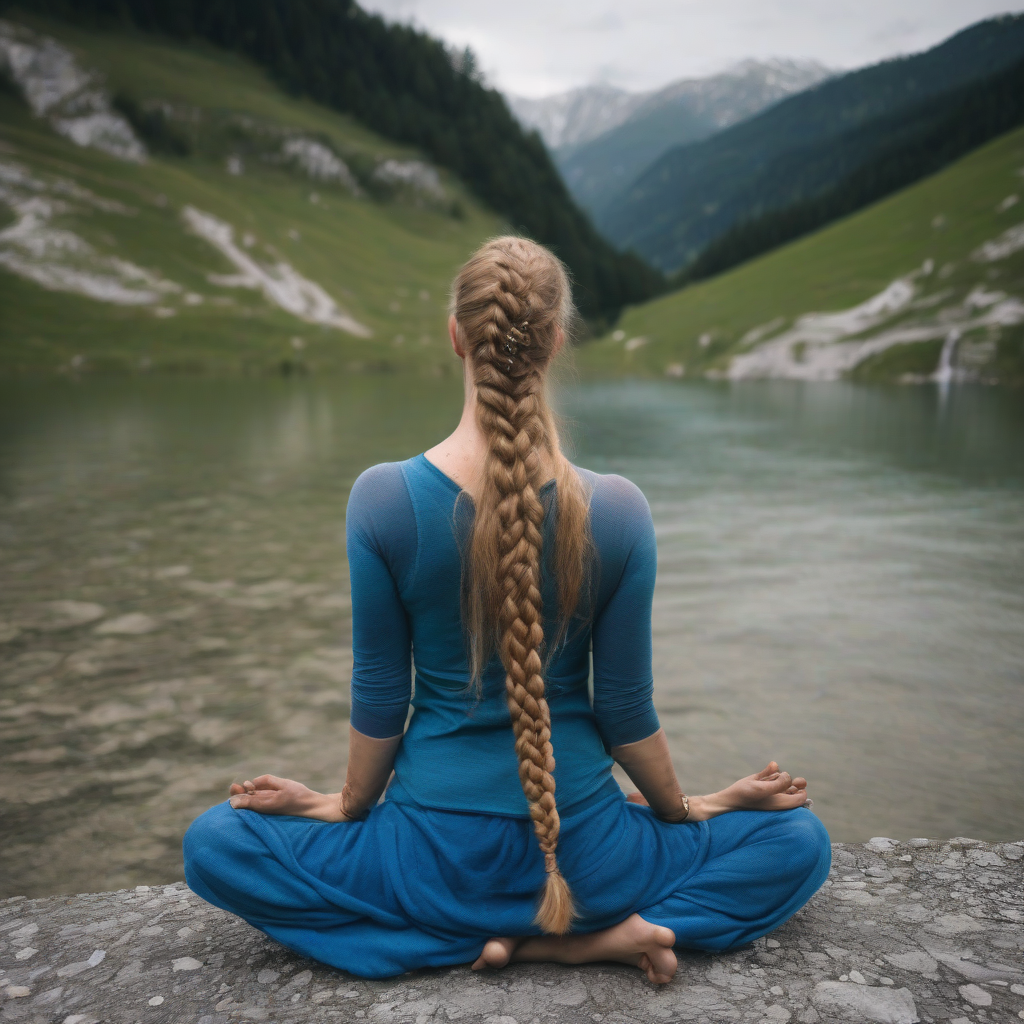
[934,329,960,385]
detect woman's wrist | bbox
[686,792,732,822]
[299,790,355,823]
[653,791,691,823]
[337,784,367,821]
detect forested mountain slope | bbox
[598,14,1024,273]
[0,16,509,374]
[579,127,1024,387]
[3,0,663,318]
[545,60,831,222]
[681,54,1024,283]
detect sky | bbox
[359,0,1024,97]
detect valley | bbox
[578,128,1024,386]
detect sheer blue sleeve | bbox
[589,475,661,748]
[346,463,415,739]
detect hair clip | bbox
[503,320,529,370]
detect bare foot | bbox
[471,937,519,970]
[508,913,677,984]
[593,914,677,984]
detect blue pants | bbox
[184,793,830,979]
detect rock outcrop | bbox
[2,837,1022,1023]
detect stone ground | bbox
[0,838,1021,1024]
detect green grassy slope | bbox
[578,127,1024,386]
[0,17,503,375]
[598,15,1024,272]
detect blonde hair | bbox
[452,236,592,935]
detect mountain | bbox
[597,14,1024,272]
[4,0,664,320]
[506,85,646,152]
[681,52,1024,283]
[577,124,1024,387]
[0,15,512,374]
[525,60,832,221]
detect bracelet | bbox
[339,786,361,821]
[679,792,690,821]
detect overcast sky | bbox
[360,0,1024,97]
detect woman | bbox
[183,237,830,984]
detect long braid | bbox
[454,237,588,934]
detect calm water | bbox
[1,376,1022,898]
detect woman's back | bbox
[184,236,828,980]
[346,454,661,816]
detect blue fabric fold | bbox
[185,795,830,979]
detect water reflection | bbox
[565,380,1024,848]
[0,376,1021,898]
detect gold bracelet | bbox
[679,793,690,822]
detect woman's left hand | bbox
[228,775,352,822]
[714,762,810,813]
[627,761,811,821]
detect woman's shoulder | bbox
[349,460,412,506]
[346,460,417,548]
[574,467,654,557]
[575,467,652,521]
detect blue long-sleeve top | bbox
[346,454,660,817]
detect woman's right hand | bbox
[689,762,810,820]
[228,775,354,822]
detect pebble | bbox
[95,613,158,635]
[154,565,191,578]
[147,996,164,1006]
[866,837,896,852]
[57,949,106,977]
[959,984,992,1006]
[36,601,105,631]
[171,956,203,971]
[885,951,938,974]
[814,982,918,1024]
[6,986,31,998]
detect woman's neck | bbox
[425,369,556,501]
[424,382,490,500]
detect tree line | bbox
[676,53,1024,285]
[10,0,665,320]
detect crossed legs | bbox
[471,914,678,985]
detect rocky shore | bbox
[1,837,1021,1024]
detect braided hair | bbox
[452,237,592,934]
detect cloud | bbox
[360,0,1024,96]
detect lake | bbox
[1,375,1022,898]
